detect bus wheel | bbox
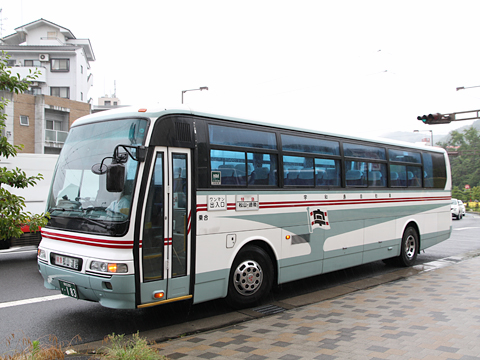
[398,227,418,267]
[226,245,273,309]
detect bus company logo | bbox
[308,207,330,231]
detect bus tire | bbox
[226,245,274,309]
[398,227,418,267]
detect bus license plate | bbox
[59,280,79,299]
[54,255,79,270]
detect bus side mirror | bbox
[107,163,125,192]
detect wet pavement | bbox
[73,250,480,359]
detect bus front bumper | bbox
[38,261,136,309]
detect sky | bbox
[2,0,480,139]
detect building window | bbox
[50,87,70,99]
[20,115,29,126]
[50,59,70,72]
[46,119,68,143]
[104,100,111,106]
[47,31,57,39]
[7,60,15,67]
[24,60,41,67]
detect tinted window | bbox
[283,156,314,186]
[209,125,276,149]
[247,153,278,186]
[345,160,368,187]
[210,150,246,185]
[389,149,421,163]
[368,163,387,187]
[390,164,422,187]
[281,134,340,155]
[423,152,447,188]
[315,158,341,187]
[344,143,386,160]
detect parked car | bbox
[451,198,466,220]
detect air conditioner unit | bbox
[39,54,49,61]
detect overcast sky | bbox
[2,1,480,138]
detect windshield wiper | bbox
[48,207,83,213]
[69,216,115,232]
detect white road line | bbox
[454,227,480,231]
[0,294,67,309]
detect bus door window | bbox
[172,154,187,277]
[142,153,164,282]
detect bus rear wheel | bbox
[398,227,418,267]
[226,245,273,309]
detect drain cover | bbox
[253,304,286,315]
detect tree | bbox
[0,51,48,242]
[438,126,480,189]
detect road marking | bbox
[0,294,67,309]
[454,227,480,231]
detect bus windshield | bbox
[46,118,148,236]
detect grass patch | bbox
[1,332,168,360]
[100,332,167,360]
[1,333,71,360]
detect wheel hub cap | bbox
[233,260,263,296]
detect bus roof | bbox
[73,105,446,154]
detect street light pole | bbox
[456,85,480,91]
[181,86,209,104]
[414,129,433,146]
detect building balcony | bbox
[8,66,47,83]
[45,129,68,144]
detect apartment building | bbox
[0,19,95,154]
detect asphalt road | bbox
[1,213,479,355]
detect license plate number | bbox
[55,255,79,270]
[59,280,79,299]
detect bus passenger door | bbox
[139,147,191,306]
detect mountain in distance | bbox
[381,119,480,145]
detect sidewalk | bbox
[149,252,480,360]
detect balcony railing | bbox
[45,130,68,143]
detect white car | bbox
[451,199,466,220]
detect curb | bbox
[67,248,480,358]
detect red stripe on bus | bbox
[41,230,134,249]
[196,196,450,211]
[187,211,192,235]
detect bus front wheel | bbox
[398,227,418,267]
[226,245,274,309]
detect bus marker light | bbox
[138,108,147,112]
[153,291,165,299]
[285,235,291,240]
[108,263,118,273]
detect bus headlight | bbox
[37,249,47,261]
[90,261,128,273]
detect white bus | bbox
[37,106,451,309]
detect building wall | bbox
[0,91,91,154]
[13,93,36,153]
